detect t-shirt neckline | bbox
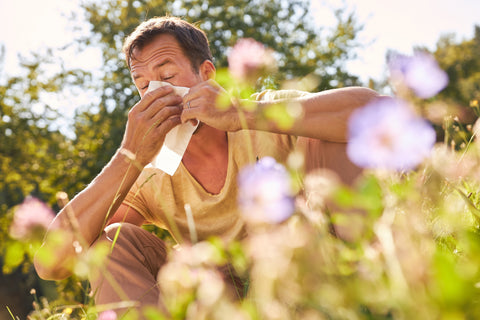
[179,132,232,197]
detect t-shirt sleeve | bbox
[252,89,311,101]
[122,170,156,222]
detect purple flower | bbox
[10,196,55,240]
[347,98,436,171]
[388,51,448,98]
[228,38,276,82]
[238,157,295,224]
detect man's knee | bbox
[99,223,167,274]
[102,222,145,243]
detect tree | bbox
[434,25,480,119]
[81,0,363,89]
[424,25,480,149]
[0,51,84,318]
[1,55,65,210]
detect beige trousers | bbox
[89,223,167,317]
[89,223,246,318]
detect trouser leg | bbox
[218,263,249,300]
[89,223,167,316]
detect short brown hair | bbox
[123,16,213,72]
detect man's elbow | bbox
[34,249,73,281]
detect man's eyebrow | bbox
[132,59,173,81]
[156,58,172,68]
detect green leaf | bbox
[430,250,471,307]
[263,103,295,130]
[3,241,26,273]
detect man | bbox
[34,16,378,316]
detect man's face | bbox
[130,33,202,97]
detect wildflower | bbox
[470,100,480,117]
[97,310,117,320]
[238,157,295,224]
[228,38,277,83]
[388,51,448,98]
[10,196,56,240]
[347,98,436,171]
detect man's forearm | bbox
[250,87,379,141]
[34,149,143,279]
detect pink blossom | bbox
[10,196,56,240]
[97,310,117,320]
[228,38,276,82]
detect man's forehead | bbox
[129,35,183,68]
[133,33,181,55]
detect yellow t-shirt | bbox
[123,90,309,243]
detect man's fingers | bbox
[144,113,182,142]
[143,94,183,119]
[136,85,175,112]
[155,115,182,133]
[183,79,220,102]
[180,98,202,123]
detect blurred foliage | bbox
[0,52,95,319]
[432,25,480,150]
[434,26,480,112]
[80,0,363,91]
[1,56,67,209]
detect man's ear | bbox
[199,60,216,81]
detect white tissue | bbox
[146,81,199,175]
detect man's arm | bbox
[181,80,379,140]
[252,87,379,141]
[34,86,183,280]
[34,152,144,280]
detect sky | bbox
[314,0,479,82]
[0,0,478,84]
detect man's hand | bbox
[121,85,184,167]
[181,79,246,132]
